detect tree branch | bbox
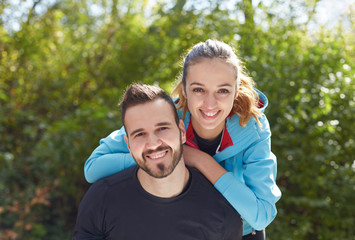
[26,0,42,25]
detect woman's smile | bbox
[200,109,221,118]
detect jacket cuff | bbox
[214,172,236,193]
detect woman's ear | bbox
[182,87,187,98]
[234,84,239,98]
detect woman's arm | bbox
[84,127,136,183]
[183,145,226,184]
[183,116,281,231]
[216,116,281,230]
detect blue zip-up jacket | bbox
[84,90,281,236]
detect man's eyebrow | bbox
[129,122,172,137]
[156,122,172,127]
[129,128,144,137]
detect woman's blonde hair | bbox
[172,39,262,127]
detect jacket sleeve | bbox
[214,114,281,230]
[84,126,136,183]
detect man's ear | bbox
[124,136,133,157]
[178,120,186,144]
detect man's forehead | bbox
[125,99,173,116]
[124,99,176,131]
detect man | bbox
[73,84,242,240]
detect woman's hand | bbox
[183,144,227,184]
[183,144,208,168]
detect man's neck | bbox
[137,160,190,198]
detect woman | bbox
[84,39,281,239]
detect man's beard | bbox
[133,134,183,179]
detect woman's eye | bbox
[218,89,230,94]
[192,88,204,93]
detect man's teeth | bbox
[149,151,166,159]
[203,111,218,117]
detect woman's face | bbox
[184,58,237,140]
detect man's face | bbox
[124,99,186,178]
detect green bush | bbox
[0,1,354,239]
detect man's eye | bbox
[159,127,169,131]
[135,132,145,138]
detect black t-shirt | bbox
[73,166,242,240]
[194,129,223,156]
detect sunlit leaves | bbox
[0,0,354,239]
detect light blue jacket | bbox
[84,90,281,235]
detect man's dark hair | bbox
[119,83,179,128]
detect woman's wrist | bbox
[183,145,227,184]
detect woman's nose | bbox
[203,93,217,109]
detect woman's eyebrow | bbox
[189,82,204,87]
[189,82,233,88]
[218,83,234,88]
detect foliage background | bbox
[0,0,354,239]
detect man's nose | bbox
[146,134,162,149]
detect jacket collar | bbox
[181,112,260,162]
[185,119,234,153]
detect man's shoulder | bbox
[93,166,137,190]
[189,167,210,185]
[190,167,238,210]
[187,167,243,238]
[189,167,226,200]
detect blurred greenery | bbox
[0,0,354,239]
